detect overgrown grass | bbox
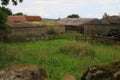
[59,41,96,58]
[54,32,82,40]
[0,39,120,80]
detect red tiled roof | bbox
[8,16,26,22]
[8,16,42,22]
[25,16,42,21]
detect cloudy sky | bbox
[5,0,120,19]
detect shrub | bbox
[59,41,96,58]
[47,28,57,35]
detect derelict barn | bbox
[7,16,65,36]
[84,16,120,37]
[8,22,65,36]
[9,22,47,36]
[57,18,101,33]
[84,25,120,37]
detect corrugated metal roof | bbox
[57,18,102,26]
[101,16,120,24]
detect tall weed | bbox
[59,41,96,58]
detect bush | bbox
[59,41,96,58]
[47,28,57,35]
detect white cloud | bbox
[4,0,120,18]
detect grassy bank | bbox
[0,39,120,80]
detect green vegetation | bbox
[13,12,24,16]
[0,0,23,35]
[0,6,12,15]
[47,28,58,35]
[0,0,23,39]
[67,14,80,18]
[0,37,120,80]
[1,0,23,5]
[102,13,110,19]
[55,32,82,40]
[59,41,95,58]
[0,6,11,42]
[0,8,8,32]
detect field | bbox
[0,33,120,80]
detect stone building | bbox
[57,18,101,33]
[8,21,65,36]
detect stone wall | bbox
[81,61,120,80]
[0,65,48,80]
[11,27,47,36]
[10,26,65,36]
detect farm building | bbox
[84,24,120,37]
[84,16,120,37]
[8,21,65,36]
[57,18,101,33]
[101,15,120,24]
[8,16,42,22]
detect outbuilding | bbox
[57,18,101,33]
[8,21,65,36]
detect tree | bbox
[58,17,61,20]
[0,0,23,41]
[0,0,23,22]
[0,9,8,32]
[0,8,10,42]
[1,0,23,5]
[102,13,109,19]
[0,6,12,15]
[13,12,24,16]
[67,14,80,18]
[0,0,23,32]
